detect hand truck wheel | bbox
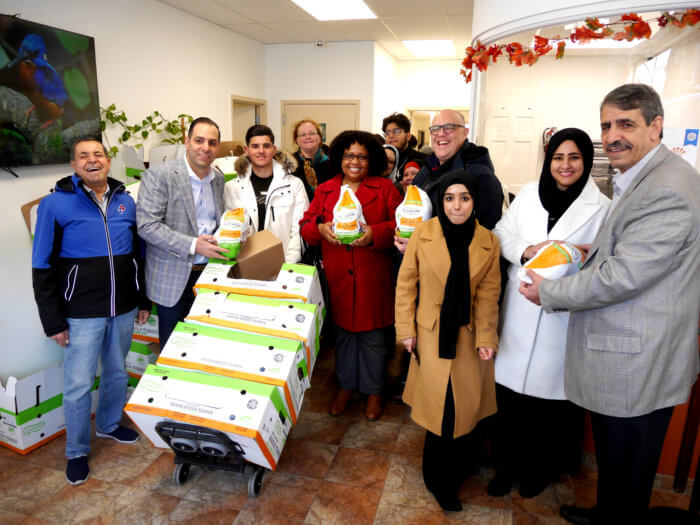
[173,462,190,486]
[247,465,264,497]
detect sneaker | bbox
[96,425,139,444]
[66,456,89,485]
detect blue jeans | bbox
[63,308,137,459]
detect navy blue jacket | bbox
[32,174,148,336]
[412,140,504,229]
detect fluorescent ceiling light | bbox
[403,40,456,58]
[291,0,376,21]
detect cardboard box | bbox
[125,365,291,470]
[156,322,308,424]
[194,262,325,310]
[126,340,159,379]
[186,291,323,374]
[0,362,99,454]
[209,230,285,280]
[132,305,159,343]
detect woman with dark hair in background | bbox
[300,130,403,421]
[291,119,331,200]
[395,170,501,511]
[489,128,609,498]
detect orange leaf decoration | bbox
[585,18,604,30]
[620,13,643,23]
[555,41,566,59]
[682,8,700,26]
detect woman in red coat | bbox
[300,130,403,421]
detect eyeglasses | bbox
[428,123,466,135]
[343,153,369,162]
[384,128,405,137]
[297,132,318,139]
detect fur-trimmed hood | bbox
[234,150,298,176]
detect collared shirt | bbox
[605,144,661,221]
[84,185,110,216]
[184,155,217,264]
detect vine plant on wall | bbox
[460,9,700,83]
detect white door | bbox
[484,106,537,196]
[281,101,359,152]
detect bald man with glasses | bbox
[411,109,503,231]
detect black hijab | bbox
[538,128,594,232]
[436,170,478,360]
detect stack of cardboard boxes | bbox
[125,231,325,470]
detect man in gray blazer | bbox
[520,84,700,524]
[137,117,228,344]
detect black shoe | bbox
[487,472,514,497]
[559,505,596,525]
[65,456,89,485]
[434,493,463,512]
[518,476,549,498]
[96,425,139,444]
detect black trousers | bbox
[491,383,584,483]
[422,380,484,498]
[334,326,390,395]
[156,269,201,345]
[591,406,673,523]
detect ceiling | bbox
[159,0,473,60]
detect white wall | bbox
[0,0,266,382]
[372,43,401,132]
[397,59,472,113]
[265,41,375,142]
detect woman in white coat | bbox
[223,126,309,263]
[489,128,609,498]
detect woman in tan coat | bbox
[395,170,501,511]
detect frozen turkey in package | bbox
[518,242,586,284]
[395,185,432,238]
[332,185,365,244]
[213,208,250,260]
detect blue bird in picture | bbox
[4,33,68,129]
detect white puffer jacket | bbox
[224,151,309,263]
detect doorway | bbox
[281,100,360,152]
[231,95,267,144]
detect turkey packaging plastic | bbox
[518,242,586,284]
[214,208,250,259]
[395,185,432,238]
[332,185,365,244]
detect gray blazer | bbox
[136,156,224,307]
[540,145,700,417]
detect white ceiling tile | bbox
[377,39,412,59]
[161,0,255,24]
[325,20,396,41]
[364,0,444,18]
[448,15,472,41]
[215,0,315,23]
[442,0,474,16]
[225,23,294,43]
[264,21,339,41]
[383,16,451,40]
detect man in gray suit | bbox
[137,117,228,344]
[520,84,699,524]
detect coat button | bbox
[348,269,353,275]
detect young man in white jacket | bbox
[224,125,309,262]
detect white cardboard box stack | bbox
[0,362,99,454]
[126,230,325,470]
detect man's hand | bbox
[51,329,70,348]
[522,241,557,262]
[478,347,495,360]
[318,222,341,245]
[351,224,373,247]
[394,233,409,254]
[519,268,544,306]
[136,309,150,324]
[195,234,228,260]
[402,337,417,358]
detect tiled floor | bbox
[0,346,694,524]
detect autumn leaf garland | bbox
[460,9,700,83]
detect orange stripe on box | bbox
[255,431,276,470]
[132,334,159,343]
[125,404,257,438]
[0,429,66,455]
[192,284,307,303]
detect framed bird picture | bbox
[0,14,101,167]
